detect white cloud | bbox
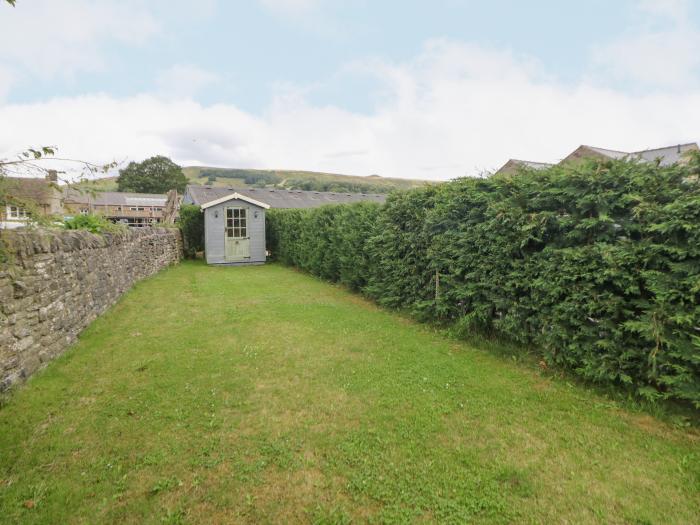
[0,65,14,101]
[0,39,698,180]
[0,0,158,79]
[637,0,690,22]
[156,65,220,99]
[591,0,700,89]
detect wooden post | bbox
[435,269,440,302]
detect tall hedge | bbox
[178,204,204,258]
[267,156,700,406]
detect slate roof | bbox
[565,143,699,165]
[2,177,55,205]
[515,160,554,170]
[584,146,629,160]
[630,143,699,166]
[63,189,167,207]
[494,159,554,175]
[183,185,387,209]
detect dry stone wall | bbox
[0,227,182,391]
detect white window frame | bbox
[6,205,28,220]
[226,207,248,239]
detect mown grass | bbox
[0,261,698,524]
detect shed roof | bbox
[185,185,387,208]
[201,192,271,210]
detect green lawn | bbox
[0,262,698,524]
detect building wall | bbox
[0,227,182,392]
[204,199,266,264]
[1,185,63,229]
[63,202,165,223]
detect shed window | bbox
[226,207,247,238]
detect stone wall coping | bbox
[1,227,178,258]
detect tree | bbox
[116,156,188,194]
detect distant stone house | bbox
[63,189,168,227]
[183,185,387,265]
[0,174,63,229]
[494,142,699,175]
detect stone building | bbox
[62,189,168,227]
[0,173,63,229]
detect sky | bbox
[0,0,699,180]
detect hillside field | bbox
[74,166,432,193]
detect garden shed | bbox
[201,192,270,265]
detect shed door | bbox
[224,206,250,261]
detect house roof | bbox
[63,189,167,207]
[515,160,554,170]
[2,177,55,205]
[495,159,554,175]
[583,146,629,160]
[201,192,271,210]
[631,143,699,166]
[562,143,699,165]
[185,185,387,208]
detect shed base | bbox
[207,261,266,266]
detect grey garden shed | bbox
[201,192,270,265]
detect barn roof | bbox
[63,189,167,207]
[185,185,387,209]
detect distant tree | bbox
[116,156,188,194]
[5,0,16,6]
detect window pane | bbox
[227,229,233,237]
[227,209,233,218]
[240,219,246,227]
[240,209,247,219]
[241,227,247,237]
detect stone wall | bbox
[0,227,182,391]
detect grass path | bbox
[0,262,698,524]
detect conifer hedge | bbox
[266,157,700,406]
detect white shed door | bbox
[224,206,250,261]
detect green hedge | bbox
[178,204,204,258]
[267,156,700,406]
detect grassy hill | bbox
[184,166,432,193]
[74,167,433,194]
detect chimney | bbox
[46,169,58,182]
[677,144,681,154]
